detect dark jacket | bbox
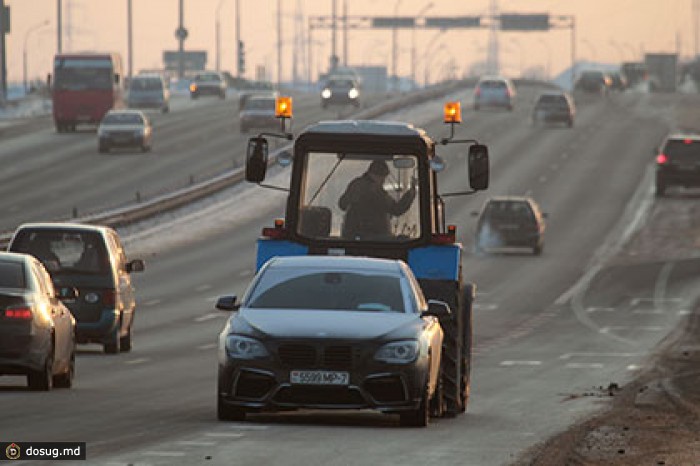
[338,173,416,239]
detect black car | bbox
[0,252,76,390]
[320,78,361,108]
[655,134,700,196]
[216,255,447,427]
[239,96,279,133]
[190,71,227,99]
[8,223,145,354]
[574,70,611,94]
[473,196,547,255]
[532,92,575,127]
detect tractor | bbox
[244,97,489,417]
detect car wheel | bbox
[567,118,574,128]
[400,380,429,427]
[28,350,53,391]
[98,143,109,154]
[53,348,75,388]
[162,106,169,113]
[655,181,666,197]
[120,326,132,352]
[533,243,543,255]
[104,328,121,354]
[217,395,246,421]
[141,143,151,153]
[220,91,226,99]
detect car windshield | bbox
[485,201,535,221]
[10,230,110,275]
[244,98,275,110]
[130,78,162,91]
[0,261,26,289]
[246,268,406,312]
[196,74,221,82]
[102,113,144,125]
[328,80,354,88]
[480,80,507,89]
[296,152,421,242]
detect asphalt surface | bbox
[1,84,697,466]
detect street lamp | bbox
[215,0,226,72]
[24,20,50,94]
[411,2,433,89]
[391,0,403,91]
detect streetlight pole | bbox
[411,2,433,89]
[24,20,50,93]
[215,0,225,72]
[391,0,403,91]
[127,0,133,81]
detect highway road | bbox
[1,84,699,465]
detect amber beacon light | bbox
[276,96,293,119]
[443,101,462,124]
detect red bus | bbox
[51,53,125,132]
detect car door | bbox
[107,231,135,333]
[33,261,72,369]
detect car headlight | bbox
[225,335,269,359]
[321,88,332,99]
[374,340,419,364]
[348,88,359,99]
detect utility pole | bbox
[57,0,62,53]
[277,0,282,86]
[0,0,7,102]
[177,0,186,79]
[235,0,241,78]
[343,0,348,66]
[127,0,133,80]
[487,0,499,75]
[331,0,337,70]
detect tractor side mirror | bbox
[246,137,269,183]
[468,144,489,191]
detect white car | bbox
[474,76,516,111]
[97,109,153,153]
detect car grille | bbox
[234,371,276,400]
[277,343,356,369]
[273,385,365,406]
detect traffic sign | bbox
[175,26,188,40]
[425,16,480,29]
[371,17,415,28]
[500,14,549,31]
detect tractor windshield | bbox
[297,152,421,242]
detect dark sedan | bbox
[216,256,447,427]
[532,91,575,127]
[0,252,76,390]
[473,196,547,255]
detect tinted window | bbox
[328,80,354,88]
[11,230,110,275]
[0,261,26,289]
[484,201,535,220]
[247,269,406,312]
[102,113,144,125]
[664,140,700,160]
[480,80,507,89]
[244,98,275,110]
[131,78,163,91]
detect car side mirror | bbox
[421,299,451,319]
[246,137,269,183]
[56,286,78,301]
[468,144,489,191]
[216,295,240,312]
[126,259,145,273]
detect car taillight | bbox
[431,225,457,245]
[103,290,116,306]
[262,218,289,239]
[656,154,668,164]
[4,306,33,320]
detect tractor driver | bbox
[338,159,416,240]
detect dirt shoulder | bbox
[514,198,700,465]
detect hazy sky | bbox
[3,0,697,84]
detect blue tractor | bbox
[244,100,489,417]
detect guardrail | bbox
[0,79,475,249]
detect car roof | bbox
[263,255,404,275]
[104,109,146,117]
[478,75,510,82]
[485,195,536,204]
[665,133,700,141]
[14,222,113,236]
[302,120,425,137]
[0,251,34,264]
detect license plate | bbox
[290,370,349,385]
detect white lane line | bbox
[238,269,253,277]
[219,425,270,431]
[500,360,542,366]
[125,358,149,365]
[679,309,691,315]
[559,352,639,360]
[565,362,604,369]
[585,307,615,313]
[473,303,498,311]
[627,365,641,371]
[195,313,221,322]
[144,451,186,457]
[143,299,161,306]
[538,175,547,183]
[630,297,682,306]
[197,343,217,350]
[205,432,245,438]
[632,309,664,315]
[176,440,217,446]
[195,284,213,292]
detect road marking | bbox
[176,440,217,446]
[144,451,186,457]
[143,299,161,306]
[627,365,641,371]
[238,269,253,277]
[195,284,212,292]
[473,303,498,311]
[559,352,639,360]
[565,362,604,369]
[500,360,542,366]
[125,358,149,365]
[585,307,616,313]
[205,432,245,438]
[630,297,682,306]
[219,424,270,431]
[679,309,691,315]
[206,296,220,302]
[538,175,547,183]
[195,313,221,322]
[197,343,217,350]
[632,308,664,315]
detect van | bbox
[128,73,170,113]
[8,223,145,354]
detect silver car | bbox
[97,109,153,153]
[127,74,170,113]
[474,76,516,111]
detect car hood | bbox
[233,308,422,340]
